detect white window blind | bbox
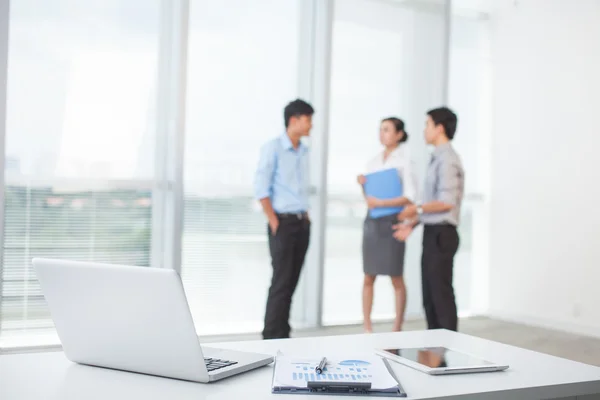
[1,182,152,337]
[182,0,301,336]
[0,0,161,346]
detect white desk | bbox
[2,329,600,399]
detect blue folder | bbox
[363,168,403,219]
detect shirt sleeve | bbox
[254,142,276,200]
[437,158,462,206]
[364,154,376,175]
[400,156,418,203]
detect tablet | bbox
[375,347,509,375]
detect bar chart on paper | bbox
[290,359,373,382]
[272,356,401,392]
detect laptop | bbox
[32,258,274,383]
[376,347,509,375]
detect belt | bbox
[424,222,456,228]
[276,212,308,220]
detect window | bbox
[448,3,493,313]
[0,0,490,349]
[0,0,161,346]
[322,0,447,325]
[181,0,301,335]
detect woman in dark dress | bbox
[357,117,417,333]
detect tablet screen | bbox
[381,347,495,369]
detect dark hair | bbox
[381,117,409,143]
[427,107,458,140]
[284,99,315,128]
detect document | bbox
[272,355,405,396]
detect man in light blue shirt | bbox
[254,99,314,339]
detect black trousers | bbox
[422,224,460,331]
[262,215,310,339]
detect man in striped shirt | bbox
[394,107,464,332]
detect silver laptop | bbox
[33,258,274,383]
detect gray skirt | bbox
[362,214,406,277]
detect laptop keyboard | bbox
[204,357,238,372]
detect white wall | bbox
[489,0,600,336]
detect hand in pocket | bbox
[269,217,280,235]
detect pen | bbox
[315,357,327,374]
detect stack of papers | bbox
[272,355,404,396]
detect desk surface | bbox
[2,329,600,400]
